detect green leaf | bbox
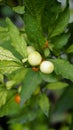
[0,86,7,107]
[51,0,70,37]
[70,113,73,130]
[6,80,16,90]
[0,22,9,44]
[13,6,25,14]
[24,14,45,50]
[0,74,4,83]
[41,0,61,34]
[44,48,50,57]
[6,18,27,58]
[9,107,38,124]
[0,27,8,32]
[60,126,69,130]
[10,124,23,130]
[38,93,50,116]
[54,87,73,113]
[20,69,42,105]
[52,59,73,82]
[0,47,20,62]
[24,0,45,15]
[40,72,58,83]
[66,44,73,53]
[46,81,68,90]
[52,33,70,49]
[0,90,7,107]
[0,91,21,117]
[0,60,22,74]
[35,124,48,130]
[9,68,28,84]
[24,0,49,50]
[0,32,9,43]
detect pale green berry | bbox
[40,61,54,74]
[28,51,42,66]
[27,46,35,55]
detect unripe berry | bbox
[40,61,54,74]
[27,46,35,55]
[28,51,42,66]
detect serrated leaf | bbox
[0,47,20,62]
[51,0,70,37]
[41,0,61,34]
[52,59,73,82]
[66,44,73,53]
[20,69,42,105]
[38,93,50,117]
[40,72,58,83]
[24,0,45,15]
[0,60,22,74]
[6,18,27,58]
[13,6,25,14]
[24,14,45,50]
[52,33,70,49]
[46,82,68,90]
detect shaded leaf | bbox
[41,0,61,34]
[66,44,73,53]
[9,108,38,124]
[20,69,42,105]
[24,0,45,15]
[0,74,4,83]
[24,14,45,50]
[54,87,73,113]
[0,91,21,117]
[70,113,73,130]
[38,93,50,116]
[52,33,70,49]
[51,0,70,37]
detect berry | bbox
[40,61,54,74]
[27,46,35,55]
[15,94,21,104]
[28,51,42,66]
